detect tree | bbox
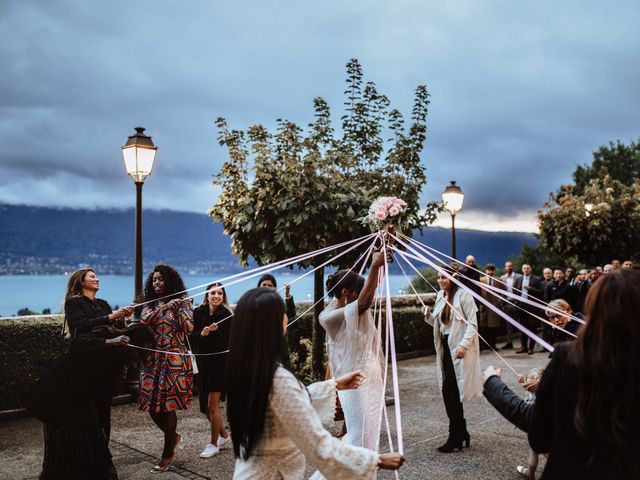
[571,139,640,196]
[538,175,640,266]
[211,59,439,377]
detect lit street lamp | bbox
[442,180,464,260]
[122,127,157,303]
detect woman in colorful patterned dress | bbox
[139,264,194,472]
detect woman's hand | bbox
[166,298,183,312]
[201,323,219,336]
[421,305,431,319]
[105,335,130,347]
[109,306,134,322]
[522,378,540,393]
[335,370,365,391]
[455,345,467,358]
[378,453,406,470]
[483,365,503,383]
[371,250,392,269]
[284,283,292,299]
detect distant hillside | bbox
[0,204,536,274]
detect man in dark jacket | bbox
[516,264,544,354]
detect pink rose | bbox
[389,206,400,216]
[375,208,387,220]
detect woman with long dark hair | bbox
[226,288,405,479]
[528,269,640,478]
[192,282,232,458]
[138,264,194,472]
[63,267,134,441]
[316,251,387,453]
[423,266,482,452]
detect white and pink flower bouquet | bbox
[359,196,410,232]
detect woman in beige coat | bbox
[423,267,482,453]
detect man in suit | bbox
[516,264,544,354]
[500,261,522,350]
[459,255,481,299]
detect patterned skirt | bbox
[138,350,193,412]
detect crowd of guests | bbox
[459,254,634,354]
[26,250,639,479]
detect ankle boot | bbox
[437,420,470,453]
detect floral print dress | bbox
[138,297,194,412]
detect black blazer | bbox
[64,296,112,337]
[483,375,533,432]
[529,343,639,478]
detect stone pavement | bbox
[0,346,550,480]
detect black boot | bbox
[437,420,470,453]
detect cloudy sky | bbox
[1,0,638,232]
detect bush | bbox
[0,315,68,410]
[0,296,436,411]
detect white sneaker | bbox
[199,443,220,458]
[217,435,231,449]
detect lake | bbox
[0,273,415,317]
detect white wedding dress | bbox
[320,298,385,450]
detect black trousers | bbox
[441,335,466,433]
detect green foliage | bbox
[210,59,440,270]
[538,175,640,266]
[0,316,68,410]
[17,308,38,316]
[410,268,439,292]
[571,140,640,196]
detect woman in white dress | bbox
[423,266,482,452]
[225,287,405,480]
[318,251,387,451]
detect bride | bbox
[318,250,388,451]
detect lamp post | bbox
[442,180,464,260]
[122,127,157,303]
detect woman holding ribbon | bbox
[423,265,482,453]
[192,282,233,458]
[226,287,405,479]
[317,250,388,452]
[138,264,194,472]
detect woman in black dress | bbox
[26,328,131,480]
[63,267,133,441]
[192,282,232,458]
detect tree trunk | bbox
[312,265,325,378]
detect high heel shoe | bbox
[151,454,174,473]
[437,431,470,453]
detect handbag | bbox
[185,334,199,375]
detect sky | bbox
[1,0,638,232]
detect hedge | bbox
[0,295,435,411]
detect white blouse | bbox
[232,366,379,480]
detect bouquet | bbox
[359,196,410,233]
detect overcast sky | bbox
[1,0,638,232]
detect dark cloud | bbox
[1,0,638,228]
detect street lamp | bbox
[122,127,157,303]
[442,180,464,259]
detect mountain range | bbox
[0,203,537,275]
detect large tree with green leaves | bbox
[571,139,640,196]
[211,59,439,376]
[538,140,640,266]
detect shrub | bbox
[0,316,68,410]
[0,296,436,411]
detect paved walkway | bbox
[0,346,549,479]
